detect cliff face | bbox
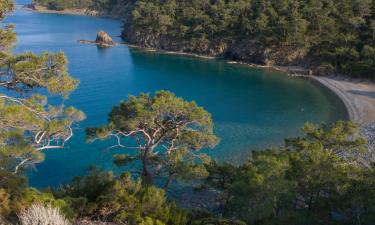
[121,6,306,67]
[122,28,306,66]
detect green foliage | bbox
[0,183,74,221]
[286,121,366,161]
[29,0,375,77]
[0,0,13,19]
[0,5,85,222]
[206,121,374,225]
[4,51,79,96]
[33,0,123,11]
[0,0,85,174]
[0,24,15,51]
[227,149,296,224]
[121,0,375,78]
[0,168,188,224]
[87,91,219,189]
[33,0,94,10]
[113,153,136,166]
[54,167,188,225]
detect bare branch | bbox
[14,158,30,174]
[0,95,51,121]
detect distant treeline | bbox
[124,0,375,78]
[34,0,375,78]
[32,0,93,10]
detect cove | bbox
[5,5,347,188]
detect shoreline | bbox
[311,76,375,125]
[126,44,375,125]
[21,5,375,125]
[127,43,375,126]
[21,4,122,19]
[22,4,91,16]
[313,76,356,121]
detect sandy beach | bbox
[313,76,375,125]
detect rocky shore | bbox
[22,4,122,19]
[22,4,95,16]
[359,122,375,167]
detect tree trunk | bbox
[273,196,279,217]
[142,146,154,185]
[164,173,174,191]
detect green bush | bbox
[54,168,188,224]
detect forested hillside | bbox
[123,0,375,78]
[32,0,93,10]
[34,0,375,78]
[32,0,375,78]
[3,1,375,223]
[32,0,131,17]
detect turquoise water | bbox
[4,5,347,187]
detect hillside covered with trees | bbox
[32,0,93,10]
[32,0,375,78]
[124,0,375,78]
[2,0,375,224]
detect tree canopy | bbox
[31,0,375,77]
[0,0,85,175]
[32,0,93,10]
[114,0,375,77]
[205,121,374,225]
[87,91,219,189]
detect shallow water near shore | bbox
[4,4,348,188]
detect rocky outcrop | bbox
[224,40,272,65]
[122,28,307,66]
[78,31,117,47]
[122,20,308,66]
[359,122,375,167]
[95,31,115,47]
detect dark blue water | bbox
[4,5,347,187]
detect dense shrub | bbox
[205,121,375,225]
[54,168,188,225]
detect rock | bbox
[358,122,375,167]
[224,40,271,65]
[95,31,115,47]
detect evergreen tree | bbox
[0,0,85,175]
[87,91,219,189]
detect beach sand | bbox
[313,76,375,125]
